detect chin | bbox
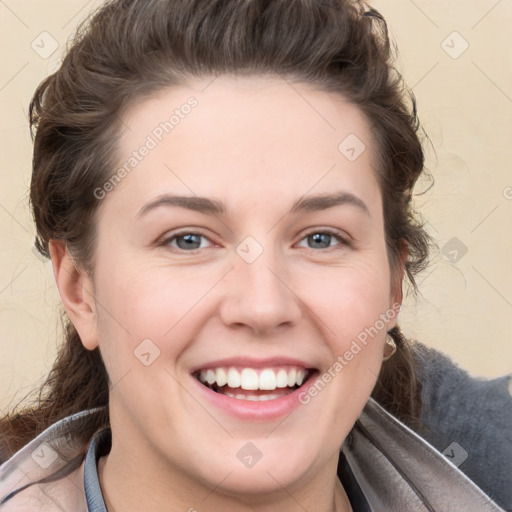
[192,438,322,496]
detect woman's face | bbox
[79,76,402,499]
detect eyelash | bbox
[159,228,351,253]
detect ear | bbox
[388,239,408,329]
[49,240,99,350]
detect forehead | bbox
[107,75,381,219]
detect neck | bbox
[98,448,353,512]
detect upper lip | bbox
[190,356,317,373]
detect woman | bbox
[0,0,506,510]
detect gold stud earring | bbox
[383,333,397,361]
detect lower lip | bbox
[190,373,318,420]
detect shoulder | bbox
[411,340,512,510]
[0,408,104,511]
[342,397,506,511]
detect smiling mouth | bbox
[193,366,317,401]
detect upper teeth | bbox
[197,367,308,391]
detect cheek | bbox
[92,261,215,365]
[292,267,391,455]
[302,257,392,341]
[300,257,392,401]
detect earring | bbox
[383,333,397,361]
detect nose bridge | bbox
[219,237,302,333]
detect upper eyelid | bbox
[159,229,216,246]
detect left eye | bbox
[296,231,346,250]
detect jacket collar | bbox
[83,428,110,511]
[341,398,505,511]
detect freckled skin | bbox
[65,76,403,511]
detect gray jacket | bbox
[411,342,512,510]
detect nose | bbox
[218,246,302,336]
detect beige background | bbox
[0,0,511,412]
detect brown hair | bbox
[1,0,433,459]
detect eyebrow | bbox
[137,191,371,218]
